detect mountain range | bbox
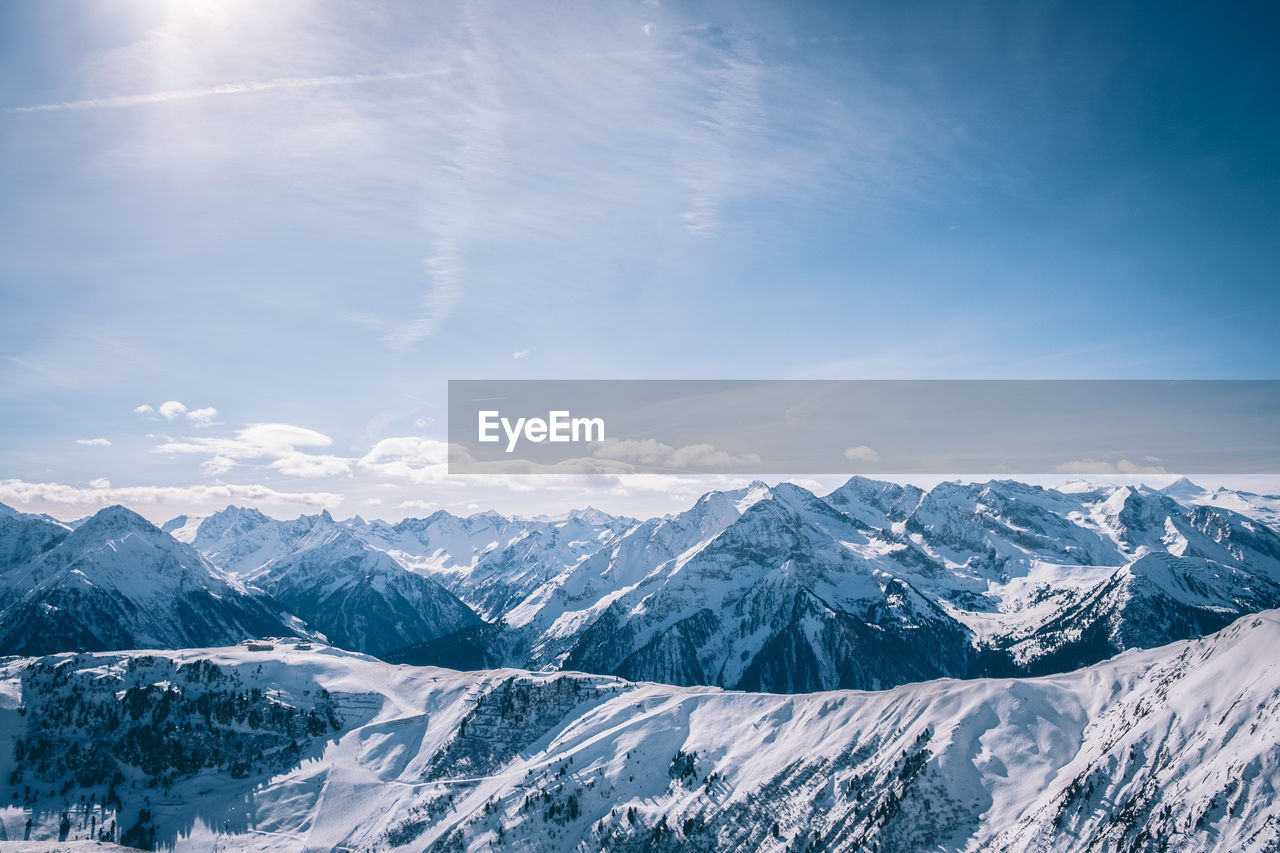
[0,504,296,656]
[4,476,1280,695]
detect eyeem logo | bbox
[478,410,605,453]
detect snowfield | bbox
[2,609,1279,852]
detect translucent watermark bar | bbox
[447,380,1280,475]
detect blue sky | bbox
[2,0,1278,521]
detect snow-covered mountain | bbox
[348,507,634,620]
[158,513,203,543]
[372,479,1280,692]
[242,513,481,658]
[180,504,633,621]
[433,509,634,621]
[1162,476,1280,527]
[0,505,301,656]
[559,481,979,691]
[385,482,776,672]
[0,503,70,581]
[186,505,320,576]
[4,609,1278,851]
[142,477,1280,694]
[9,475,1279,693]
[351,508,531,580]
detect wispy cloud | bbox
[0,478,341,509]
[382,10,508,350]
[382,247,466,350]
[76,438,112,447]
[680,34,764,236]
[512,347,536,360]
[5,71,430,114]
[12,2,960,360]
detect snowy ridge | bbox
[2,610,1278,851]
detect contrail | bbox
[6,71,430,114]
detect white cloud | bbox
[0,478,341,509]
[398,499,440,512]
[159,422,332,456]
[512,347,536,360]
[201,455,237,476]
[76,438,112,447]
[138,401,219,427]
[414,417,435,429]
[156,422,350,478]
[358,436,450,485]
[186,406,219,427]
[1052,458,1169,475]
[270,452,352,478]
[843,445,881,463]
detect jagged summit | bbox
[564,505,624,525]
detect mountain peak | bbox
[835,474,896,492]
[161,514,189,533]
[74,504,155,537]
[205,505,272,528]
[1162,476,1207,498]
[739,480,774,506]
[221,504,269,519]
[566,505,617,525]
